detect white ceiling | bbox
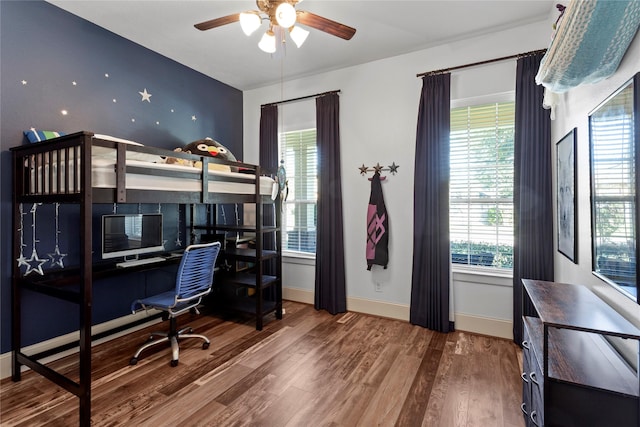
[47,0,555,91]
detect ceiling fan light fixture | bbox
[289,25,309,48]
[275,2,297,28]
[258,29,277,53]
[239,11,261,36]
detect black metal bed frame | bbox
[10,131,281,426]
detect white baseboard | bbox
[454,313,513,340]
[284,287,410,320]
[282,287,314,304]
[0,311,160,380]
[283,287,512,339]
[346,296,410,321]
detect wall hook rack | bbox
[358,162,399,176]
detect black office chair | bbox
[129,241,221,367]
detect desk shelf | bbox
[189,197,282,331]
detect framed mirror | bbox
[589,73,638,303]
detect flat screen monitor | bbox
[102,213,163,259]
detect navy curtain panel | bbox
[410,73,452,332]
[259,104,278,277]
[259,104,278,168]
[314,92,347,314]
[512,53,554,345]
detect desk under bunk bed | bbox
[10,131,282,426]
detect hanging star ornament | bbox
[388,162,400,175]
[25,248,47,276]
[138,88,152,102]
[16,252,29,268]
[25,202,46,275]
[48,246,67,269]
[48,202,67,268]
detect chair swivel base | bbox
[130,325,210,367]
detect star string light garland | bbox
[25,203,47,276]
[175,205,182,247]
[16,203,29,268]
[48,203,67,268]
[157,203,170,249]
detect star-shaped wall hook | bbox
[373,163,384,174]
[388,162,400,175]
[359,164,369,175]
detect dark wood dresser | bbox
[521,279,639,427]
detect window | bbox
[280,128,317,254]
[450,101,515,269]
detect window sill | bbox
[451,264,513,280]
[283,251,316,266]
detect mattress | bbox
[29,155,277,198]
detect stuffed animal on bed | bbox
[182,137,237,172]
[164,147,195,167]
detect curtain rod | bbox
[416,48,547,78]
[261,90,341,108]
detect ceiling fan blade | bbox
[297,11,356,40]
[194,14,241,31]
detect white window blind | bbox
[280,128,317,254]
[450,102,515,269]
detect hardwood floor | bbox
[0,301,524,427]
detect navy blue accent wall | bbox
[0,1,243,353]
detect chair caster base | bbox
[130,357,138,366]
[203,342,210,350]
[170,359,178,367]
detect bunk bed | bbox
[11,131,282,426]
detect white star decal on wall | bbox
[21,80,27,85]
[192,115,197,121]
[139,88,152,102]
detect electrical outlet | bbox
[375,282,382,292]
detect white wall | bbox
[243,20,551,338]
[551,32,640,365]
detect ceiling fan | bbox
[194,0,356,53]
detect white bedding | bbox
[94,158,276,196]
[29,154,276,197]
